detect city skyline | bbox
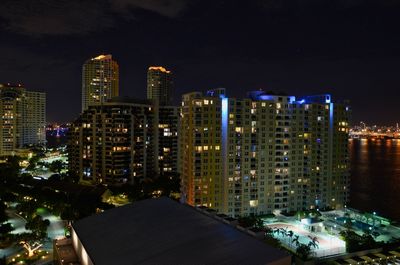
[1,1,400,264]
[1,1,400,123]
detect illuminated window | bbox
[249,200,258,207]
[195,146,202,152]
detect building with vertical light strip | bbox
[147,66,173,106]
[0,84,46,156]
[82,54,119,112]
[180,88,350,217]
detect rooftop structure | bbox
[68,197,291,265]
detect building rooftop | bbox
[54,238,81,265]
[72,197,290,265]
[107,96,151,105]
[91,54,112,60]
[148,66,171,73]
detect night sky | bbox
[1,0,400,124]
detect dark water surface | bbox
[349,139,400,221]
[46,135,67,148]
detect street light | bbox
[372,211,377,229]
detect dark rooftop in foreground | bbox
[72,197,290,265]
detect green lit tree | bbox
[49,160,64,173]
[25,215,50,238]
[19,215,50,257]
[0,201,7,224]
[296,243,313,260]
[18,233,44,257]
[26,155,40,171]
[238,215,263,229]
[0,156,21,181]
[0,200,14,246]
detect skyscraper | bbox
[180,88,350,217]
[68,98,179,185]
[157,105,180,175]
[82,54,119,112]
[24,91,46,145]
[147,66,173,105]
[0,84,46,156]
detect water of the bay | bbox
[46,135,67,149]
[349,139,400,221]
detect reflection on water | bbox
[349,139,400,221]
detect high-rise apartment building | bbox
[0,84,46,156]
[82,54,119,112]
[68,98,179,185]
[180,88,350,217]
[147,66,173,105]
[24,91,46,145]
[157,105,180,175]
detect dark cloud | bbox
[111,0,188,18]
[1,1,399,123]
[0,0,189,36]
[257,0,400,8]
[0,0,113,36]
[0,45,63,72]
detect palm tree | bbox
[280,227,287,237]
[296,243,312,260]
[292,235,300,247]
[307,236,319,249]
[286,230,294,247]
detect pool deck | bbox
[263,209,400,258]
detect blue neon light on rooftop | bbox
[258,95,274,100]
[325,95,331,103]
[296,94,332,104]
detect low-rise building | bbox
[55,197,291,265]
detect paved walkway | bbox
[0,208,66,263]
